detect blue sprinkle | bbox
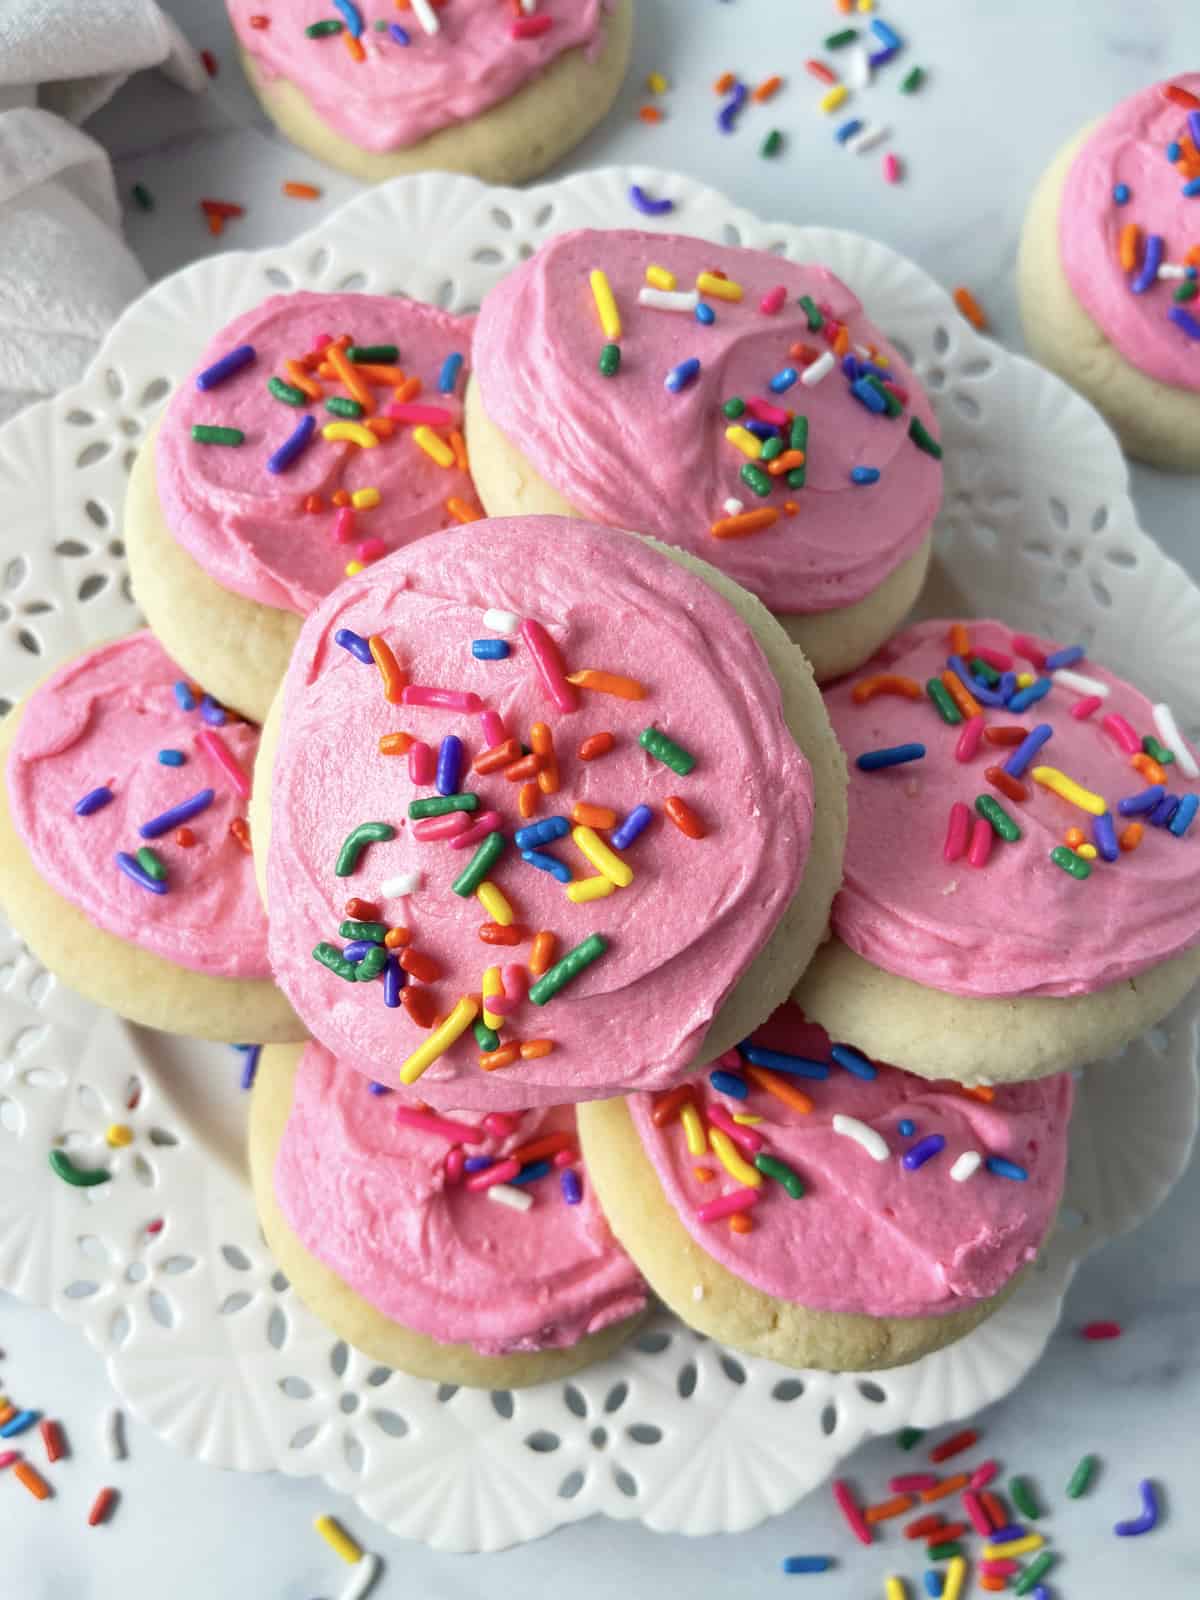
[1150,793,1181,828]
[388,23,409,45]
[1169,306,1200,338]
[332,0,364,37]
[611,804,652,850]
[924,1573,944,1598]
[629,184,675,217]
[1169,793,1198,836]
[717,81,748,132]
[342,940,374,962]
[1167,140,1183,162]
[745,419,781,440]
[514,816,569,850]
[1180,173,1200,201]
[196,344,255,391]
[870,18,903,49]
[710,1070,749,1100]
[158,749,185,766]
[769,366,799,393]
[898,1119,916,1137]
[836,118,864,144]
[997,671,1017,703]
[851,465,881,484]
[902,1133,946,1171]
[856,742,924,771]
[989,1525,1029,1544]
[74,785,114,817]
[1044,644,1084,670]
[236,1044,261,1091]
[435,734,463,797]
[368,1081,392,1094]
[986,1156,1028,1182]
[173,681,196,711]
[472,638,510,660]
[1007,678,1053,713]
[831,1043,877,1079]
[0,1410,39,1439]
[738,1043,830,1079]
[267,412,316,474]
[1093,811,1119,862]
[1003,723,1054,778]
[666,357,701,392]
[1118,784,1165,816]
[850,377,887,414]
[522,849,572,883]
[438,352,464,394]
[138,789,215,840]
[115,851,167,896]
[511,1158,553,1187]
[463,1156,493,1174]
[1113,182,1131,204]
[1189,266,1200,279]
[949,656,1007,707]
[695,302,716,325]
[561,1168,583,1205]
[1114,1478,1159,1537]
[1190,111,1200,149]
[200,695,226,726]
[782,1557,833,1575]
[1131,233,1164,292]
[335,627,374,664]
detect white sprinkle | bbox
[637,287,700,313]
[339,1553,381,1600]
[103,1406,125,1461]
[487,1183,533,1212]
[379,871,422,898]
[848,123,890,154]
[832,1114,889,1162]
[483,608,520,634]
[1053,667,1110,699]
[941,878,959,895]
[722,497,745,516]
[801,351,835,387]
[692,1283,705,1302]
[1153,702,1199,778]
[950,1151,983,1183]
[519,0,538,12]
[846,45,872,90]
[410,0,439,34]
[1157,263,1188,279]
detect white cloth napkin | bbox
[0,2,207,423]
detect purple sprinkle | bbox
[196,344,255,390]
[388,23,409,44]
[335,628,373,664]
[1114,1479,1159,1537]
[1093,811,1119,862]
[1149,793,1181,828]
[1131,233,1164,293]
[436,734,464,796]
[989,1524,1029,1544]
[200,694,226,726]
[1189,111,1200,150]
[744,419,782,440]
[74,786,113,817]
[464,1156,493,1174]
[342,940,374,962]
[611,804,652,851]
[115,851,167,895]
[1169,305,1200,339]
[717,80,748,132]
[629,184,675,217]
[1118,784,1164,816]
[267,413,316,474]
[383,955,405,1008]
[138,788,215,840]
[561,1168,583,1205]
[868,44,900,67]
[368,1081,392,1095]
[237,1044,261,1090]
[902,1134,946,1171]
[1044,644,1085,670]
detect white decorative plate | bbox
[0,167,1197,1554]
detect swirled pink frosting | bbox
[157,292,475,614]
[825,619,1200,998]
[228,0,612,152]
[472,228,943,616]
[273,1040,645,1355]
[1060,75,1200,391]
[629,1004,1073,1319]
[267,516,816,1108]
[6,631,270,978]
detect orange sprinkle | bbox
[742,1063,813,1114]
[948,622,971,655]
[1120,821,1145,852]
[326,342,375,413]
[529,930,556,977]
[229,817,252,852]
[446,496,483,524]
[652,1086,696,1126]
[379,731,414,756]
[957,1084,996,1103]
[350,363,406,385]
[783,502,799,516]
[1131,751,1167,785]
[665,795,707,839]
[175,827,195,848]
[343,30,365,61]
[479,1044,520,1072]
[573,802,618,830]
[383,926,411,949]
[394,375,422,402]
[368,635,406,703]
[940,669,982,719]
[283,181,321,200]
[504,753,545,782]
[449,429,469,472]
[714,71,735,93]
[283,360,322,400]
[578,732,615,761]
[767,449,806,476]
[979,1579,1006,1594]
[852,673,923,704]
[638,105,663,123]
[833,324,851,357]
[205,213,225,237]
[920,1474,970,1503]
[519,782,539,819]
[566,669,647,700]
[710,507,781,539]
[953,287,987,330]
[753,75,784,102]
[476,739,523,775]
[332,489,352,507]
[1065,826,1087,848]
[729,1213,754,1234]
[303,493,323,513]
[1119,222,1141,272]
[865,1495,915,1524]
[531,721,560,794]
[402,987,437,1028]
[693,1165,716,1182]
[15,1462,50,1501]
[1187,244,1200,267]
[520,1039,555,1060]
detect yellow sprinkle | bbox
[398,996,478,1085]
[566,874,617,903]
[1016,670,1036,688]
[732,1113,764,1125]
[351,487,380,509]
[571,825,633,887]
[477,881,514,926]
[1031,765,1107,815]
[710,1127,762,1187]
[819,84,849,113]
[412,425,456,468]
[885,1580,908,1600]
[344,561,364,576]
[314,1514,363,1566]
[589,267,621,338]
[680,1103,707,1156]
[322,421,377,448]
[981,1535,1044,1561]
[645,264,677,290]
[105,1123,134,1148]
[646,71,668,94]
[695,271,744,302]
[1077,842,1098,860]
[857,0,876,10]
[481,964,504,1029]
[725,424,764,460]
[942,1558,966,1600]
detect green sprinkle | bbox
[474,1019,501,1052]
[134,846,168,882]
[760,436,784,462]
[313,942,358,981]
[970,655,1001,687]
[268,376,308,406]
[740,462,773,497]
[529,933,608,1006]
[639,726,697,776]
[346,344,398,363]
[1143,735,1175,764]
[451,830,506,897]
[927,1542,964,1562]
[1066,1453,1098,1498]
[191,425,244,446]
[599,342,621,377]
[869,376,903,417]
[306,18,343,35]
[786,468,806,489]
[374,16,388,28]
[926,678,963,725]
[897,1427,925,1451]
[1013,1553,1055,1597]
[49,1149,111,1188]
[339,921,388,943]
[1174,281,1198,303]
[131,182,155,212]
[754,1153,805,1197]
[722,396,746,420]
[1051,844,1091,879]
[975,793,1021,841]
[326,395,364,418]
[824,27,858,47]
[355,946,388,982]
[909,416,944,459]
[790,415,809,452]
[410,793,479,822]
[798,295,824,332]
[1009,1476,1041,1519]
[761,129,783,158]
[900,65,925,94]
[335,821,396,876]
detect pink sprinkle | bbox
[962,1491,992,1535]
[0,1451,19,1470]
[821,320,842,347]
[955,714,985,763]
[483,1112,519,1138]
[503,964,527,1003]
[1082,1319,1123,1340]
[480,710,508,747]
[386,402,457,426]
[552,1147,574,1168]
[760,285,788,315]
[713,1048,744,1070]
[745,396,791,426]
[882,152,902,184]
[484,992,519,1017]
[409,739,434,784]
[969,1459,999,1490]
[412,812,471,842]
[402,686,484,713]
[696,1186,761,1223]
[449,811,503,849]
[332,506,355,543]
[356,537,387,563]
[890,1474,940,1493]
[466,1157,521,1190]
[310,331,335,355]
[832,1479,873,1547]
[444,1147,465,1184]
[707,1103,764,1152]
[395,1106,484,1145]
[519,619,576,714]
[1101,713,1141,755]
[973,646,1013,671]
[967,815,993,868]
[512,13,553,36]
[980,1560,1021,1578]
[1070,694,1104,720]
[145,1219,164,1235]
[194,728,250,799]
[943,800,970,862]
[1011,632,1049,668]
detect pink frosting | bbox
[273,1041,645,1355]
[472,228,943,616]
[824,619,1200,999]
[266,516,816,1108]
[629,1004,1073,1319]
[1059,75,1200,392]
[6,631,270,978]
[157,292,476,614]
[228,0,612,153]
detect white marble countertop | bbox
[6,1,1200,1595]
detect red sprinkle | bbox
[665,795,707,839]
[578,732,615,762]
[904,1514,946,1540]
[805,58,838,84]
[201,49,218,77]
[890,1474,939,1493]
[88,1486,118,1526]
[929,1429,979,1464]
[1163,83,1200,109]
[981,1490,1009,1529]
[832,1479,872,1546]
[345,898,380,921]
[1082,1320,1123,1341]
[200,199,245,218]
[39,1420,65,1464]
[248,13,269,26]
[512,14,553,37]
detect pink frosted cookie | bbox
[793,618,1200,1083]
[251,515,848,1111]
[249,1038,647,1385]
[578,1003,1073,1371]
[127,290,480,722]
[0,631,301,1042]
[466,228,943,680]
[227,0,633,186]
[1019,74,1200,468]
